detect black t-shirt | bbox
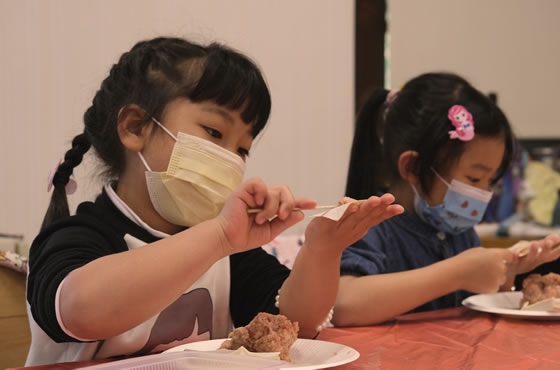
[26,187,290,363]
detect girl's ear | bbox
[398,150,420,185]
[117,104,151,152]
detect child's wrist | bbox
[500,275,516,292]
[300,240,343,261]
[207,218,235,258]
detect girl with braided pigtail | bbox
[26,36,403,366]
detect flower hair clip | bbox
[448,105,475,141]
[47,158,77,194]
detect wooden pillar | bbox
[355,0,386,114]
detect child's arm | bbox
[333,247,514,326]
[59,215,243,340]
[58,178,312,340]
[274,194,403,338]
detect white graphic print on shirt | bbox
[95,233,233,359]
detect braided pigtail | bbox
[41,133,91,230]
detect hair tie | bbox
[448,105,475,141]
[383,88,401,122]
[385,88,400,107]
[47,158,78,194]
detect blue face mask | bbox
[413,170,493,235]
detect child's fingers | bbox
[338,196,400,231]
[338,196,357,205]
[294,197,318,211]
[523,236,560,259]
[276,186,297,220]
[253,184,304,223]
[385,204,405,219]
[342,196,381,217]
[355,205,405,233]
[355,196,399,220]
[255,189,282,224]
[241,177,268,209]
[238,178,279,224]
[543,242,560,262]
[544,234,560,248]
[379,193,396,205]
[268,211,305,237]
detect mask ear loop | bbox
[150,116,178,141]
[137,152,152,172]
[141,116,179,173]
[430,167,451,187]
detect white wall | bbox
[389,0,560,139]
[0,0,355,245]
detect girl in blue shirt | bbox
[334,72,560,326]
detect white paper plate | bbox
[164,338,360,369]
[78,350,288,370]
[462,291,560,320]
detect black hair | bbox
[41,36,271,229]
[345,72,514,199]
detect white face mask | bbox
[138,118,246,227]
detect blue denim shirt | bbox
[340,210,481,313]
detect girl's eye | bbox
[489,177,500,190]
[204,126,222,139]
[467,177,480,184]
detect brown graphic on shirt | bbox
[136,288,214,354]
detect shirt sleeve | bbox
[27,224,126,342]
[340,227,388,277]
[229,248,290,327]
[470,229,481,247]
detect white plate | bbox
[164,338,360,369]
[462,291,560,320]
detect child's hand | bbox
[453,247,514,293]
[509,234,560,275]
[303,193,404,256]
[216,177,316,255]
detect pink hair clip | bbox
[47,158,77,194]
[448,105,475,141]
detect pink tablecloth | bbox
[318,307,560,370]
[9,307,560,370]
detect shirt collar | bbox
[393,209,448,241]
[104,184,169,239]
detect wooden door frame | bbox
[355,0,386,114]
